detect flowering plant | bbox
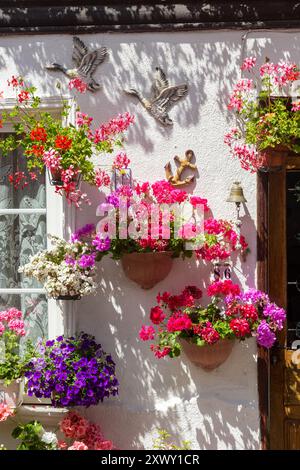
[0,76,134,205]
[96,180,248,261]
[12,421,58,450]
[10,412,114,450]
[24,332,119,407]
[139,281,286,358]
[152,429,191,450]
[19,234,102,299]
[0,403,15,422]
[0,308,28,384]
[59,410,114,450]
[225,57,300,172]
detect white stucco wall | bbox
[0,29,299,450]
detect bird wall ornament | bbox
[45,36,108,92]
[124,67,188,126]
[165,149,197,187]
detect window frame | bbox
[0,95,76,341]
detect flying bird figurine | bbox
[45,36,108,92]
[124,67,188,126]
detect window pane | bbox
[0,146,46,209]
[0,213,46,288]
[0,293,48,344]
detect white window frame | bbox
[0,95,77,341]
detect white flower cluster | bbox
[41,431,58,446]
[19,235,98,299]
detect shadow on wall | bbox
[2,31,299,137]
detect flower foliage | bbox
[152,429,191,450]
[12,421,58,450]
[24,333,119,407]
[0,76,134,206]
[139,281,286,358]
[0,308,29,384]
[225,58,300,172]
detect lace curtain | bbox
[0,144,48,343]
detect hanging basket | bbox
[47,167,82,188]
[55,294,81,301]
[121,252,173,289]
[0,380,23,408]
[181,339,235,371]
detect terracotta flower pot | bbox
[0,380,23,408]
[121,252,173,289]
[259,145,289,172]
[181,339,235,371]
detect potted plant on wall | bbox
[18,229,107,300]
[225,57,300,172]
[0,308,29,408]
[139,281,286,370]
[95,180,248,289]
[0,76,134,207]
[23,332,119,407]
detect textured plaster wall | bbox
[0,29,299,450]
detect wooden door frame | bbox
[257,156,300,449]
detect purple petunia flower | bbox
[24,332,119,407]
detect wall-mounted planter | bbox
[0,380,23,408]
[259,145,289,172]
[121,252,173,289]
[181,339,235,371]
[55,294,81,301]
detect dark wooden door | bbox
[266,157,300,449]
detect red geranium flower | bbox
[26,144,45,158]
[30,127,47,142]
[18,90,30,103]
[229,318,250,337]
[55,135,73,150]
[150,306,165,325]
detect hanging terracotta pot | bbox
[181,339,235,371]
[0,380,23,408]
[121,252,173,289]
[259,145,289,172]
[55,294,81,301]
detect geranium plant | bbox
[24,332,119,407]
[96,180,248,261]
[10,411,114,450]
[225,57,300,172]
[0,308,28,384]
[0,76,134,206]
[59,410,114,450]
[139,281,286,358]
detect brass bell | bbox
[226,182,247,205]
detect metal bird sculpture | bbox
[45,36,108,92]
[124,67,188,126]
